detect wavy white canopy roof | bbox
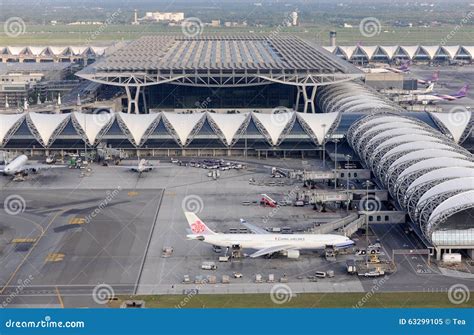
[418,177,474,206]
[0,114,24,146]
[359,46,378,59]
[337,46,357,58]
[162,112,206,146]
[401,46,419,58]
[348,113,474,245]
[325,45,474,61]
[296,112,340,144]
[407,167,474,194]
[397,157,474,181]
[252,112,295,146]
[117,112,160,147]
[428,190,474,224]
[27,112,70,147]
[0,45,106,57]
[430,111,472,143]
[72,112,115,146]
[442,46,460,59]
[207,113,249,146]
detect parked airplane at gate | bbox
[380,83,435,95]
[0,154,66,177]
[109,159,170,176]
[417,70,440,85]
[360,60,410,74]
[394,84,470,104]
[185,212,354,259]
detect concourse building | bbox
[0,34,473,257]
[77,35,362,114]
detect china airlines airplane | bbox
[185,212,354,259]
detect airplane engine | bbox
[286,250,300,259]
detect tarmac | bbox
[0,156,472,307]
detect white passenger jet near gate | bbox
[185,212,354,259]
[109,159,170,177]
[0,154,66,176]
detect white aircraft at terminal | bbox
[185,212,354,259]
[109,158,170,176]
[0,154,66,176]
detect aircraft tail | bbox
[184,212,216,235]
[426,83,435,93]
[456,84,469,97]
[399,60,411,71]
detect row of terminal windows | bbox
[340,172,358,178]
[368,215,390,222]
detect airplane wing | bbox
[249,245,295,258]
[240,219,269,234]
[108,165,143,170]
[21,164,67,171]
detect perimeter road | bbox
[134,190,164,295]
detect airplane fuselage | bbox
[3,155,28,175]
[187,233,353,250]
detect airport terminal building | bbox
[0,35,473,257]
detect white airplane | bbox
[185,212,354,259]
[0,154,66,176]
[417,70,440,85]
[380,83,434,95]
[109,158,169,176]
[359,61,410,74]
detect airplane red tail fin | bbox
[185,212,215,235]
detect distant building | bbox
[140,11,184,23]
[290,12,298,26]
[0,62,71,108]
[211,20,221,27]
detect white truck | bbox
[201,261,217,270]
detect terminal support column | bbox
[300,85,317,113]
[125,85,142,114]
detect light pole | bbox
[345,154,351,212]
[365,180,370,245]
[321,123,326,169]
[333,138,339,190]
